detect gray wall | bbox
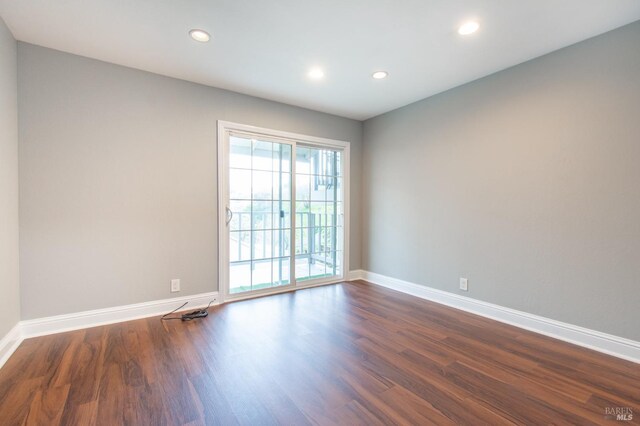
[363,21,640,341]
[0,18,20,337]
[18,43,362,319]
[15,21,640,341]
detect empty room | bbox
[0,1,639,424]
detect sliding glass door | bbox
[294,146,343,281]
[219,122,349,301]
[227,135,292,295]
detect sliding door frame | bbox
[217,121,350,303]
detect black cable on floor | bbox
[161,300,215,321]
[161,301,189,321]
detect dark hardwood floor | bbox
[0,281,638,425]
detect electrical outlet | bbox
[171,279,181,293]
[459,278,468,291]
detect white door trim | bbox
[217,121,350,303]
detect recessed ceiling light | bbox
[372,71,388,80]
[189,29,211,43]
[308,68,325,80]
[458,21,480,36]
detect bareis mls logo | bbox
[605,407,633,422]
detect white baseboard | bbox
[0,273,364,369]
[4,271,638,368]
[359,270,640,364]
[0,323,23,369]
[348,269,365,281]
[20,292,219,339]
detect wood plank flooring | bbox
[0,281,638,425]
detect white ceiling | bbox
[1,1,639,120]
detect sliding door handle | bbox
[225,206,233,226]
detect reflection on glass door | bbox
[228,135,292,294]
[295,146,343,281]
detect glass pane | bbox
[296,202,310,228]
[334,251,343,276]
[325,177,338,202]
[272,229,291,258]
[230,200,250,231]
[282,257,291,285]
[310,202,326,228]
[273,144,291,172]
[272,257,290,286]
[325,227,335,253]
[228,138,293,296]
[336,226,344,251]
[325,203,336,228]
[230,232,240,262]
[272,202,290,229]
[281,172,292,201]
[294,145,344,282]
[310,253,327,278]
[295,228,309,255]
[296,147,311,174]
[323,150,335,176]
[252,170,272,200]
[311,227,324,254]
[310,176,325,201]
[230,136,252,169]
[296,201,310,214]
[252,230,272,260]
[252,140,273,171]
[310,201,326,216]
[336,202,344,227]
[272,258,282,286]
[252,259,272,290]
[230,169,251,199]
[296,174,310,202]
[295,256,311,281]
[272,172,291,202]
[230,231,251,262]
[327,251,339,277]
[230,262,251,294]
[252,200,272,230]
